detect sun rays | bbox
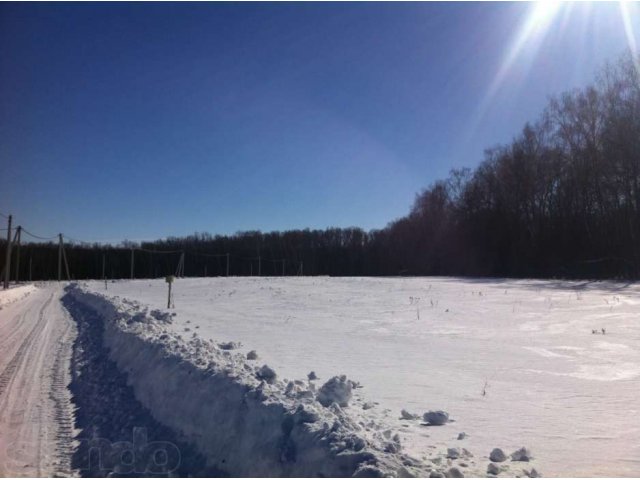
[463,1,640,151]
[619,1,640,75]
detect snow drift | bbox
[0,283,37,309]
[66,284,427,477]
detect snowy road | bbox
[0,285,76,477]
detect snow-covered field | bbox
[1,277,638,477]
[78,276,640,477]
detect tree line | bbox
[2,54,640,280]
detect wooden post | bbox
[226,253,230,277]
[130,249,135,279]
[166,275,174,308]
[13,226,21,284]
[61,238,71,281]
[3,215,11,289]
[175,252,184,277]
[58,234,63,282]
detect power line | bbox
[21,228,58,241]
[136,247,183,254]
[188,251,228,258]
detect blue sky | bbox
[1,2,638,243]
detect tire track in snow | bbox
[0,292,53,397]
[0,286,76,477]
[47,314,76,476]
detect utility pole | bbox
[14,226,21,284]
[282,259,285,276]
[102,253,106,279]
[58,234,63,282]
[29,256,32,282]
[175,252,184,277]
[61,238,71,281]
[3,215,11,289]
[300,261,303,276]
[258,256,261,276]
[130,249,135,279]
[226,253,230,277]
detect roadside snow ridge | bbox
[69,284,432,477]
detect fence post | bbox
[14,226,21,284]
[3,215,11,289]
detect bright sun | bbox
[528,1,563,28]
[465,0,640,147]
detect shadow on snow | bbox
[61,288,226,477]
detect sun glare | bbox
[464,0,640,150]
[462,1,565,151]
[620,1,640,75]
[528,1,562,28]
[488,1,564,102]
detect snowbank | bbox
[67,284,428,477]
[0,283,37,309]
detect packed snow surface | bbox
[0,283,37,309]
[0,284,76,476]
[82,276,640,477]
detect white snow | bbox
[0,284,76,476]
[0,283,37,309]
[69,284,425,477]
[79,276,640,477]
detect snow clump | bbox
[490,448,507,462]
[400,409,420,420]
[447,448,460,459]
[424,410,449,426]
[447,467,464,477]
[246,350,258,360]
[218,341,239,350]
[511,447,532,462]
[256,364,277,383]
[316,374,354,407]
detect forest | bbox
[2,54,640,281]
